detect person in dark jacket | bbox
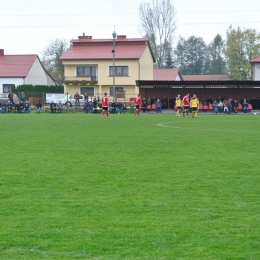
[50,101,57,113]
[23,101,30,113]
[36,101,42,113]
[141,98,147,112]
[117,102,123,114]
[19,101,24,113]
[8,91,14,104]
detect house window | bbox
[109,66,129,76]
[77,66,97,80]
[3,84,13,93]
[81,87,94,96]
[109,87,124,97]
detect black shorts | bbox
[135,105,140,109]
[177,106,181,110]
[102,106,108,111]
[183,106,189,110]
[192,107,198,111]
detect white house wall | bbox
[0,78,24,92]
[176,74,181,81]
[25,57,48,85]
[254,63,260,80]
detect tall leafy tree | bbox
[208,34,226,74]
[224,26,260,80]
[173,36,209,75]
[139,0,177,68]
[41,38,70,85]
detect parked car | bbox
[0,93,19,104]
[64,94,92,107]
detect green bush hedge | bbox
[11,84,64,93]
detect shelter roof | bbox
[182,74,230,81]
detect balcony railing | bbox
[65,76,98,81]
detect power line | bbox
[0,10,260,17]
[0,21,260,29]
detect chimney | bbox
[117,35,126,39]
[0,49,4,56]
[78,35,92,39]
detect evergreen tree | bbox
[173,36,209,74]
[208,34,226,74]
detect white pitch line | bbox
[157,122,260,133]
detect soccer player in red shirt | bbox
[182,93,190,117]
[134,94,141,115]
[101,92,109,118]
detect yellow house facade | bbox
[60,34,155,101]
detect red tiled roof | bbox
[0,55,37,77]
[60,44,148,60]
[182,74,230,81]
[60,37,156,61]
[249,55,260,64]
[153,68,182,80]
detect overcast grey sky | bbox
[1,0,260,57]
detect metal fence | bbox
[12,92,138,106]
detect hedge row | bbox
[11,84,64,93]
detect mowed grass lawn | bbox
[1,111,260,259]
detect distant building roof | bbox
[60,35,156,62]
[0,52,38,77]
[249,55,260,64]
[182,74,230,81]
[153,68,183,80]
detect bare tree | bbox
[139,0,177,68]
[41,38,70,85]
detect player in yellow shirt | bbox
[175,94,182,116]
[190,94,199,118]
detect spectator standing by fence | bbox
[84,92,88,103]
[74,92,80,106]
[8,91,14,104]
[21,92,26,102]
[155,99,162,113]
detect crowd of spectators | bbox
[0,100,31,114]
[2,93,259,114]
[205,96,257,113]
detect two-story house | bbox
[0,49,56,93]
[59,34,156,100]
[250,55,260,80]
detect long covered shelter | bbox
[136,80,260,108]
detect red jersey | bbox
[134,96,141,106]
[182,95,190,106]
[102,96,109,107]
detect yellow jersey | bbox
[175,97,181,107]
[190,97,199,107]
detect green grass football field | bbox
[1,111,260,259]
